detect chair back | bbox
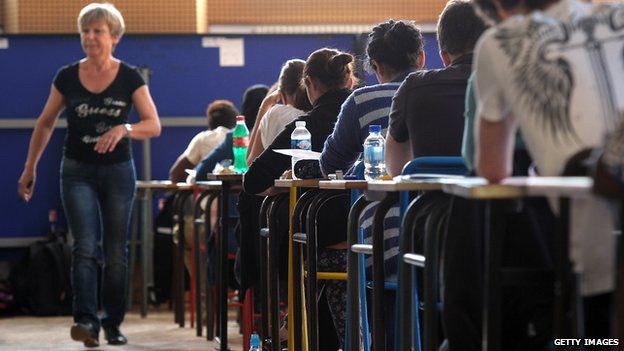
[400,157,467,215]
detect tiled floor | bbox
[0,308,242,351]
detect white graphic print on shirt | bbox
[475,0,624,295]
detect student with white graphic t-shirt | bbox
[472,0,624,344]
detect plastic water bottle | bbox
[232,115,249,173]
[290,120,311,178]
[363,125,386,180]
[249,332,261,350]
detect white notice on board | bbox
[201,37,244,67]
[0,38,8,49]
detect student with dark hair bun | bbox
[244,47,355,348]
[244,48,356,195]
[316,19,425,350]
[320,19,424,176]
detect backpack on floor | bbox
[11,232,73,316]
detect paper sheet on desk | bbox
[274,149,321,159]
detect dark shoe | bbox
[103,325,128,345]
[70,323,99,348]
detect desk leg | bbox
[140,188,152,318]
[555,198,581,338]
[398,196,423,351]
[483,200,504,351]
[175,191,193,328]
[288,187,297,351]
[194,190,211,337]
[616,203,624,341]
[205,192,219,341]
[218,182,230,351]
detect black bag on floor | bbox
[11,234,72,316]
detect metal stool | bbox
[397,157,466,351]
[259,193,289,351]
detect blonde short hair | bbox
[77,3,125,37]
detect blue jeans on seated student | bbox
[60,157,136,332]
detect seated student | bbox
[244,49,355,195]
[247,59,312,164]
[166,102,237,309]
[379,4,486,349]
[471,0,624,347]
[169,100,238,183]
[194,84,268,180]
[320,20,424,176]
[317,20,424,350]
[237,60,311,297]
[244,48,356,349]
[385,0,487,175]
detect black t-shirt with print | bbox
[53,61,145,164]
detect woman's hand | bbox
[18,168,36,202]
[94,124,127,153]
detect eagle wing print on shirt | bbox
[496,5,624,144]
[495,20,579,144]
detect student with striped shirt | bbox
[319,20,424,176]
[318,20,425,351]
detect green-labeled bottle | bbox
[232,115,249,173]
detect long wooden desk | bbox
[318,179,367,190]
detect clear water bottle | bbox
[363,125,386,180]
[232,115,249,174]
[290,120,311,178]
[249,332,261,351]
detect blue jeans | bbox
[60,157,136,331]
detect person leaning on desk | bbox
[17,3,161,348]
[472,0,624,346]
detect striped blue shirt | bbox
[320,72,412,279]
[319,72,411,175]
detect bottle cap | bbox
[369,125,381,133]
[295,121,306,128]
[236,115,245,122]
[250,333,260,347]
